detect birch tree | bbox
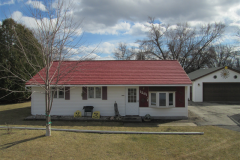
[0,0,95,136]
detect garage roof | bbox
[26,60,192,86]
[188,67,240,81]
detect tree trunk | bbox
[45,75,51,136]
[46,114,51,136]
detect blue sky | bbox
[1,0,240,59]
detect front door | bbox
[126,87,139,115]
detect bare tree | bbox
[137,17,169,60]
[113,42,134,60]
[0,0,96,136]
[208,45,236,67]
[136,17,225,72]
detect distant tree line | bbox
[114,17,239,73]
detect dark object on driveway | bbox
[83,106,94,117]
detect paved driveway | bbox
[188,101,240,127]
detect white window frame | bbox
[51,87,65,99]
[88,87,102,99]
[149,91,175,108]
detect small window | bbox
[58,87,64,98]
[88,87,102,99]
[51,87,64,99]
[88,87,94,98]
[159,93,166,106]
[234,75,237,79]
[151,93,156,106]
[128,88,136,103]
[169,93,173,106]
[95,87,101,98]
[213,75,217,79]
[52,87,57,98]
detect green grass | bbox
[0,102,240,159]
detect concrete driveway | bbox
[188,101,240,130]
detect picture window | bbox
[149,92,175,108]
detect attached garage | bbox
[203,83,240,101]
[188,67,240,102]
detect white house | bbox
[188,66,240,102]
[26,60,192,119]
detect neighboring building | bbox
[188,66,240,102]
[26,60,192,119]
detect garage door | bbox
[203,83,240,101]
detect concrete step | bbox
[122,116,142,122]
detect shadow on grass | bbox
[0,105,181,127]
[0,135,45,150]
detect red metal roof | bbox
[26,60,192,85]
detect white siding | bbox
[187,86,191,100]
[31,86,189,118]
[31,86,126,116]
[192,69,240,102]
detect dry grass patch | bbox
[0,127,240,160]
[1,102,240,159]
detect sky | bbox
[1,0,240,60]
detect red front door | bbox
[139,87,149,107]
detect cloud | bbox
[69,54,114,60]
[67,41,117,60]
[26,0,47,11]
[71,0,240,33]
[84,22,131,35]
[80,42,116,55]
[125,23,149,36]
[12,11,42,28]
[97,55,114,60]
[12,11,83,36]
[10,0,240,36]
[0,0,14,6]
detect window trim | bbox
[51,87,65,99]
[149,91,175,108]
[88,87,102,99]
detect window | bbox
[88,87,102,99]
[52,87,57,98]
[51,87,64,99]
[96,87,101,98]
[88,87,94,98]
[169,93,173,106]
[149,92,175,108]
[151,93,156,106]
[128,88,136,103]
[159,93,166,106]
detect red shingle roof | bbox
[26,60,192,85]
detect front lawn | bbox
[0,102,240,159]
